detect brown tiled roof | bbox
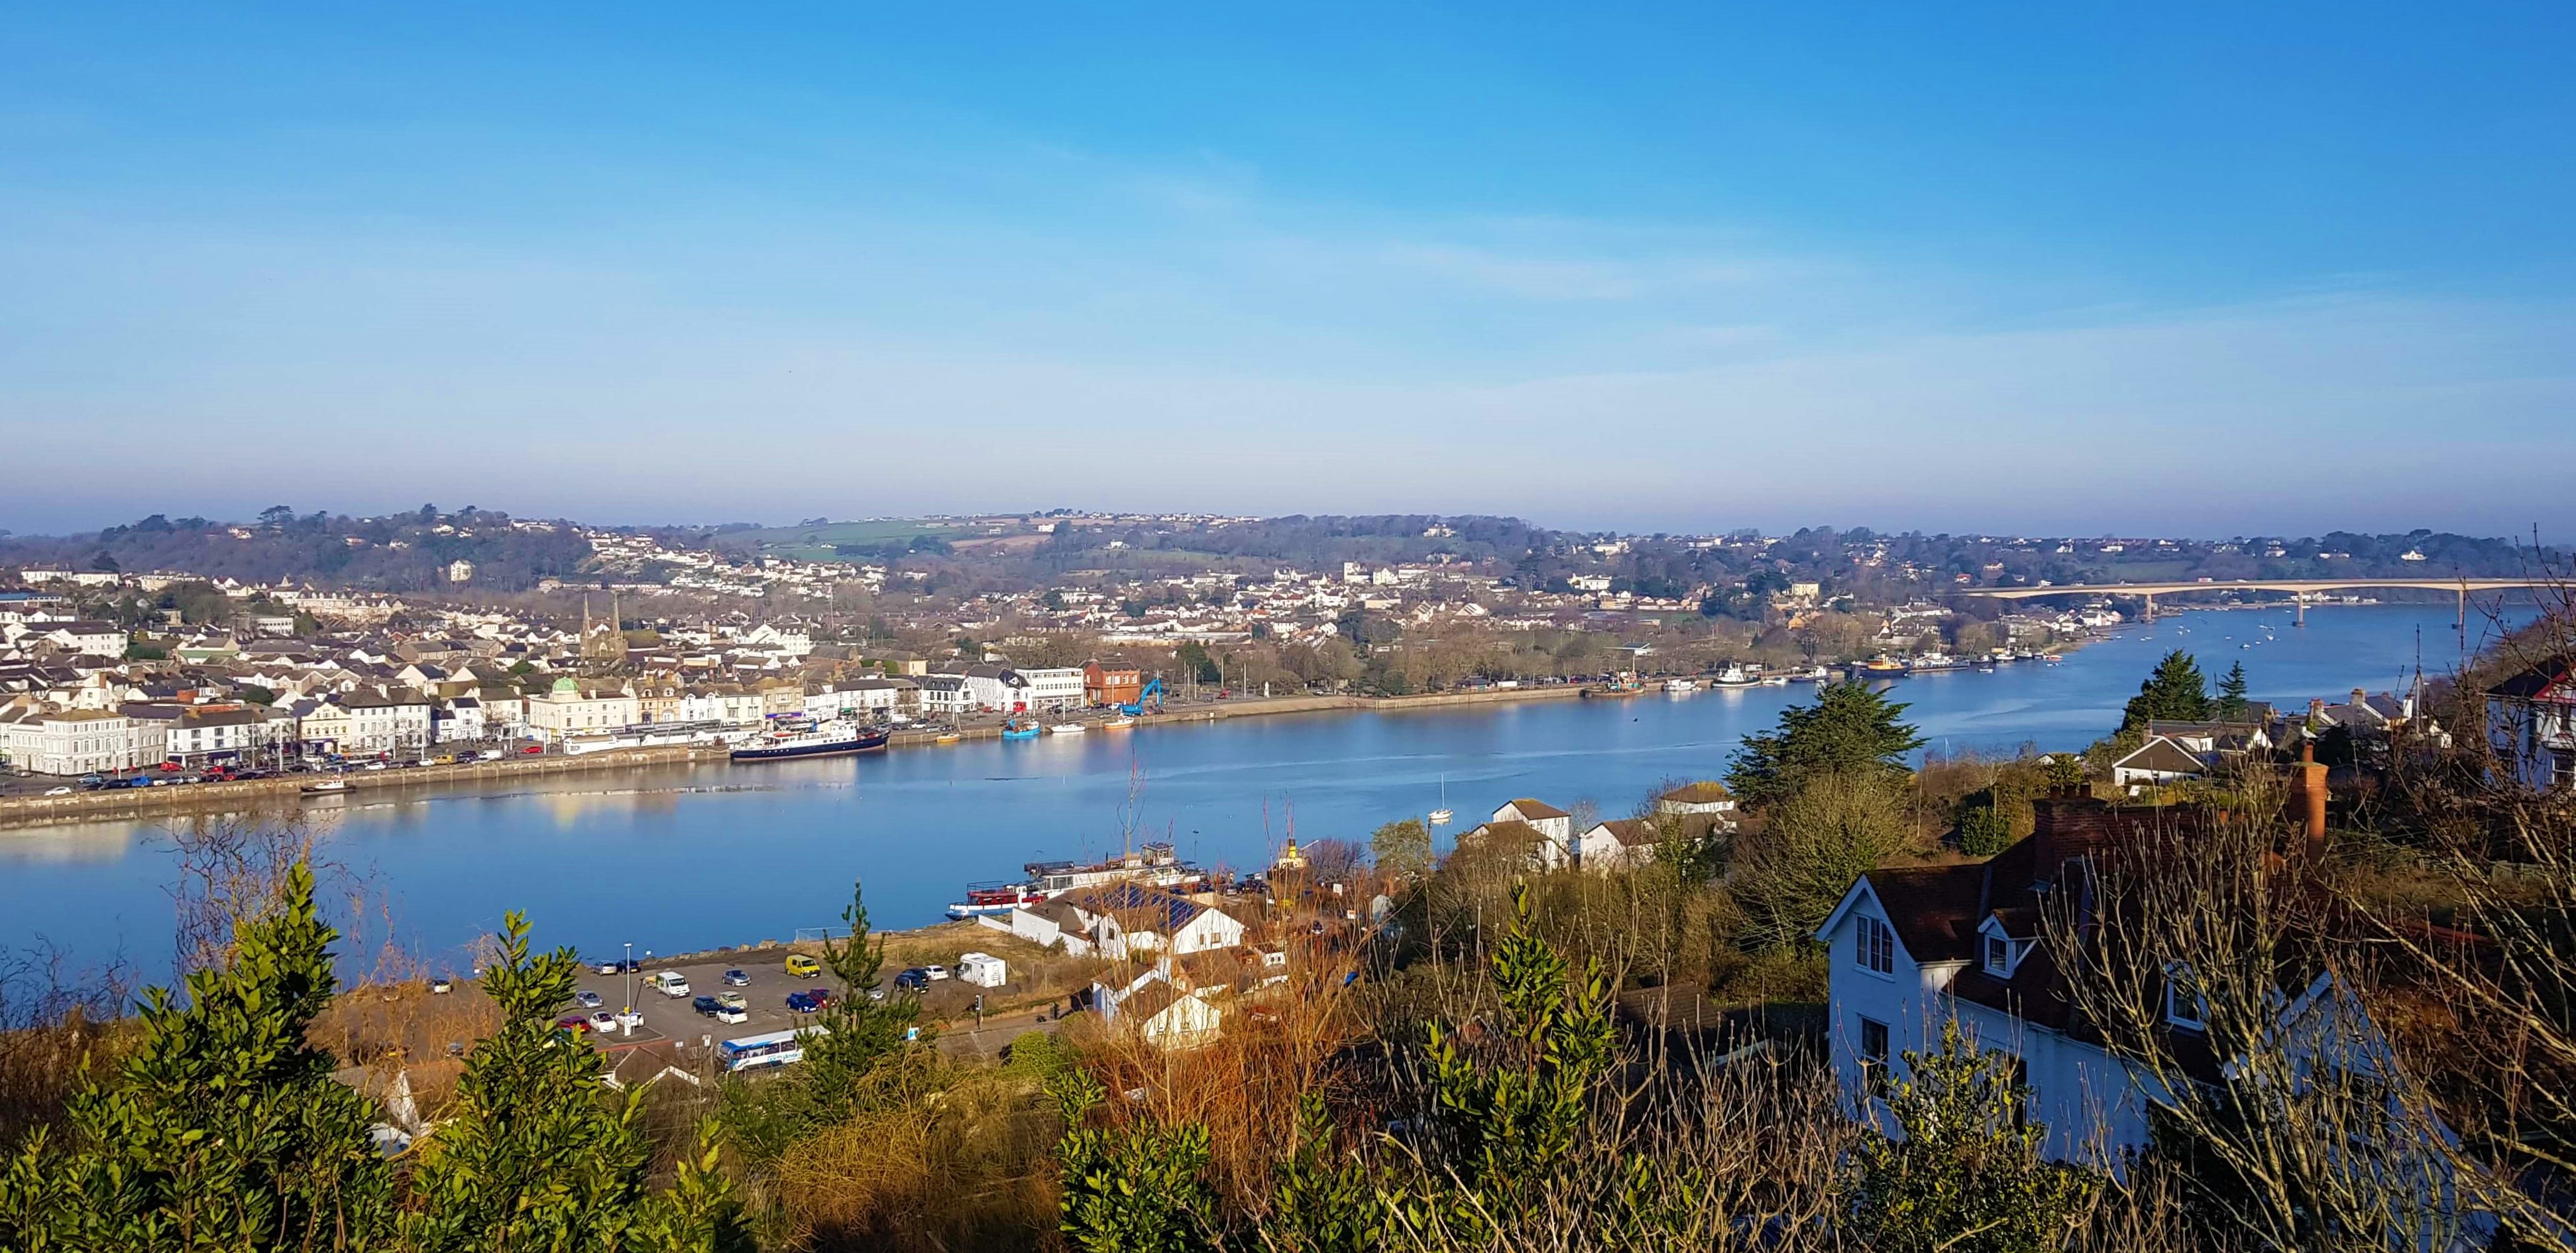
[1864,864,1988,965]
[2112,736,2208,776]
[1503,798,1568,819]
[1120,982,1184,1025]
[1659,781,1732,803]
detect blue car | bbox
[785,991,820,1014]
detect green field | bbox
[720,518,971,562]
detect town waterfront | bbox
[0,605,2519,979]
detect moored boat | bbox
[299,778,349,796]
[1048,722,1086,735]
[729,719,889,762]
[999,721,1040,741]
[945,842,1207,918]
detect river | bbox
[0,605,2516,979]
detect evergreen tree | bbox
[2215,662,2251,721]
[402,912,651,1252]
[1847,1018,2095,1253]
[801,878,924,1114]
[2120,650,2212,731]
[1725,682,1925,808]
[0,864,391,1252]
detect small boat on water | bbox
[1102,717,1136,729]
[1048,722,1086,735]
[730,719,890,762]
[1711,663,1758,688]
[999,721,1040,741]
[300,778,349,796]
[1760,675,1791,686]
[1855,656,1909,679]
[1428,774,1453,825]
[933,733,962,745]
[1663,677,1700,693]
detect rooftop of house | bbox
[1502,798,1569,819]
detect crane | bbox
[1117,677,1164,717]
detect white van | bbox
[651,970,690,998]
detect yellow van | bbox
[784,955,820,979]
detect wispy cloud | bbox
[1,156,2568,536]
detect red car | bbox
[522,745,544,754]
[158,760,182,772]
[553,1014,592,1035]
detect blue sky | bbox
[3,3,2571,537]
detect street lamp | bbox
[622,941,634,1030]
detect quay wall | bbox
[0,682,1592,831]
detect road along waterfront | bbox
[0,605,2518,981]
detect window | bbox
[1986,934,2011,975]
[1856,916,1895,975]
[1858,1016,1891,1096]
[2165,967,2206,1031]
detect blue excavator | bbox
[1117,676,1165,717]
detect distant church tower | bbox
[581,594,629,674]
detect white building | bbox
[1001,883,1245,961]
[0,709,164,775]
[1813,796,2422,1169]
[1461,798,1577,870]
[337,689,435,756]
[2487,656,2576,792]
[40,621,128,658]
[1573,819,1659,872]
[1014,666,1086,713]
[434,697,486,745]
[524,679,640,742]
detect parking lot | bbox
[567,947,1050,1055]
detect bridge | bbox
[1953,577,2554,626]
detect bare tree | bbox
[2046,802,2471,1250]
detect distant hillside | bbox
[0,507,592,593]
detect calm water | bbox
[0,605,2514,979]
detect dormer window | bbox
[1985,935,2011,975]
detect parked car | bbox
[722,969,750,987]
[553,1015,592,1036]
[691,995,724,1017]
[784,991,820,1014]
[574,989,606,1009]
[923,965,950,982]
[592,958,637,975]
[521,745,543,754]
[587,1010,619,1034]
[42,786,71,796]
[716,992,748,1010]
[713,1001,749,1025]
[431,976,454,994]
[784,955,820,979]
[805,987,832,1008]
[893,969,929,992]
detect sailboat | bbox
[1428,774,1453,826]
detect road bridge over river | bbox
[1955,577,2552,626]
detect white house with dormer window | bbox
[1815,795,2433,1171]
